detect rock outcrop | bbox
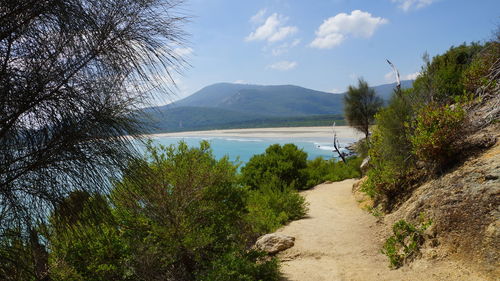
[255,233,295,254]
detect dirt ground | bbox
[276,180,490,281]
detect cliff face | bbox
[384,103,500,279]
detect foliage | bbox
[197,251,281,281]
[382,216,432,268]
[0,1,188,278]
[410,104,465,168]
[361,90,417,202]
[241,144,309,190]
[45,141,283,281]
[0,229,39,281]
[47,192,129,281]
[462,41,500,94]
[304,157,362,188]
[246,178,307,234]
[413,43,483,103]
[344,78,384,140]
[110,141,268,280]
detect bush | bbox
[382,217,432,268]
[246,177,307,234]
[47,192,130,281]
[198,251,281,281]
[110,141,279,280]
[361,91,417,203]
[413,43,483,103]
[305,157,362,188]
[462,41,500,94]
[47,141,282,281]
[241,144,309,190]
[410,103,465,169]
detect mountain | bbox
[172,83,344,116]
[143,81,413,132]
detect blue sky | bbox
[163,0,499,103]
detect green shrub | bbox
[382,217,432,268]
[198,251,281,281]
[110,141,273,280]
[410,103,465,168]
[462,41,499,94]
[361,91,417,202]
[241,144,309,190]
[48,192,130,281]
[246,176,307,234]
[304,157,362,188]
[413,43,483,103]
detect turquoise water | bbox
[148,136,356,164]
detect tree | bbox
[241,143,309,190]
[0,0,188,279]
[343,78,383,141]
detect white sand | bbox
[146,126,363,140]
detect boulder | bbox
[255,233,295,254]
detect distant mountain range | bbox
[142,80,413,133]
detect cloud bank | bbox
[310,10,388,49]
[246,13,298,43]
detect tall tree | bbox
[0,0,188,278]
[343,78,383,141]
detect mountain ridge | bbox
[144,81,413,132]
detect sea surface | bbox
[147,135,357,164]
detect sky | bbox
[162,0,500,104]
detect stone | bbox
[255,233,295,254]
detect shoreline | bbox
[144,126,363,140]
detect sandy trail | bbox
[276,180,486,281]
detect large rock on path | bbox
[255,233,295,254]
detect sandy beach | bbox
[147,126,363,140]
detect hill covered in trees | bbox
[143,81,413,132]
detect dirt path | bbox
[276,179,487,281]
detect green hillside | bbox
[143,81,412,132]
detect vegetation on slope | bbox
[357,36,499,272]
[1,139,360,280]
[142,81,413,133]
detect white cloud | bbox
[234,80,248,84]
[405,71,420,80]
[267,60,297,71]
[250,9,267,23]
[246,13,298,43]
[272,39,301,56]
[310,10,388,49]
[173,47,193,57]
[391,0,436,11]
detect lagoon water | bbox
[148,135,355,164]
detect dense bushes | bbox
[362,40,497,209]
[241,144,360,233]
[2,140,358,280]
[241,144,309,190]
[47,141,281,281]
[410,104,465,167]
[239,144,309,234]
[361,91,417,202]
[413,43,483,103]
[246,181,307,234]
[305,156,362,188]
